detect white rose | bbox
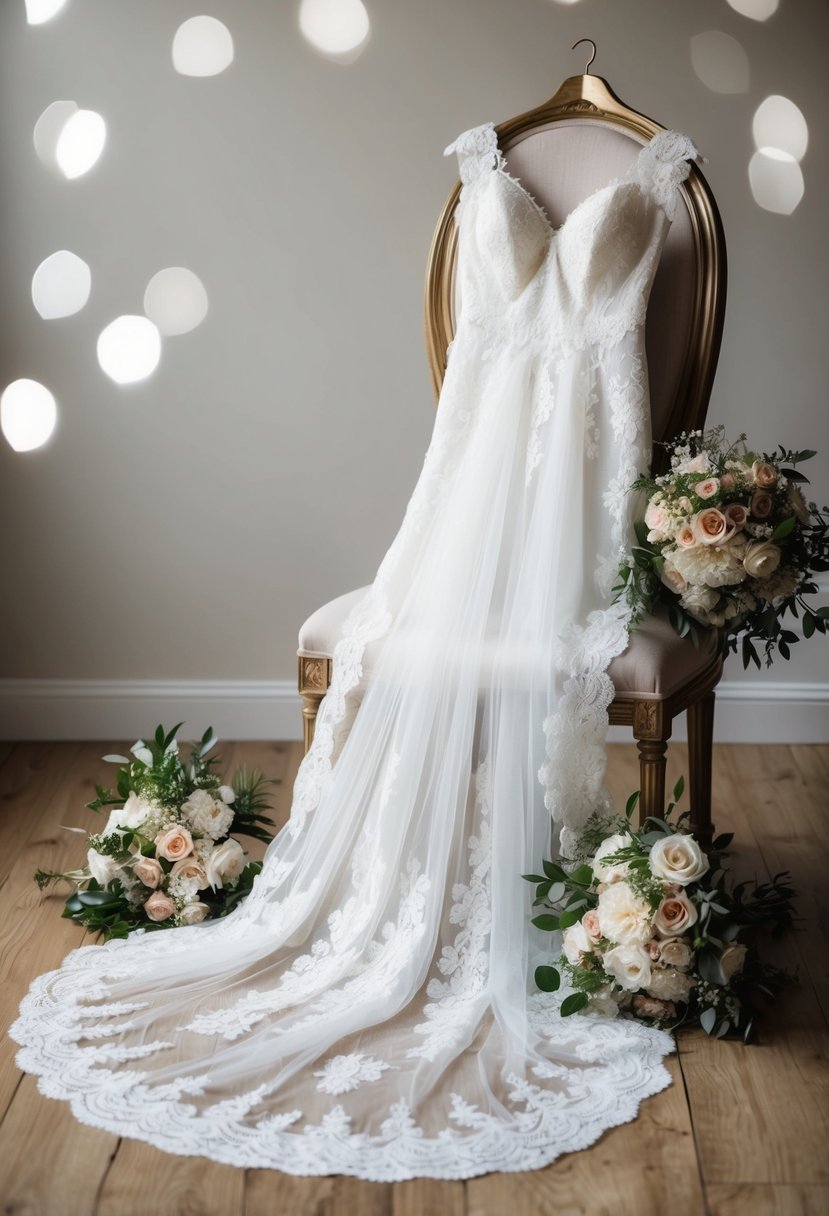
[743,540,782,581]
[86,848,124,888]
[592,834,631,883]
[217,785,236,804]
[647,966,695,1003]
[657,937,693,970]
[179,901,210,925]
[603,943,653,992]
[561,920,593,967]
[720,943,748,981]
[204,838,246,890]
[649,834,709,886]
[597,881,652,946]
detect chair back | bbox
[424,81,727,467]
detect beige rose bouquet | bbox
[614,427,828,667]
[525,779,796,1040]
[35,724,275,939]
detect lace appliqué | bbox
[637,129,699,221]
[314,1053,393,1095]
[443,122,503,185]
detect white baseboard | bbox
[0,678,827,744]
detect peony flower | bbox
[723,502,748,529]
[603,943,653,991]
[597,881,652,945]
[582,909,602,942]
[692,508,733,546]
[169,856,209,890]
[86,848,125,888]
[720,943,748,981]
[673,538,748,590]
[592,833,632,883]
[750,490,773,520]
[562,920,593,966]
[132,856,164,889]
[155,825,194,862]
[751,460,778,489]
[179,901,210,925]
[144,890,176,921]
[696,477,720,500]
[788,483,811,524]
[657,937,693,969]
[647,966,695,1003]
[743,540,782,581]
[654,892,699,937]
[632,993,676,1020]
[204,838,246,890]
[649,833,709,885]
[180,788,234,841]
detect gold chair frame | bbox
[300,76,727,845]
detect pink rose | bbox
[750,490,773,520]
[632,994,676,1020]
[724,502,748,529]
[582,909,602,942]
[654,892,699,936]
[696,477,720,500]
[752,460,778,489]
[720,473,736,490]
[144,891,175,922]
[154,825,194,862]
[645,503,670,541]
[646,938,661,960]
[675,524,697,549]
[133,856,163,888]
[169,857,209,889]
[692,508,733,546]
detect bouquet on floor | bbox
[525,779,796,1041]
[35,724,275,940]
[614,427,829,667]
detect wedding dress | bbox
[11,123,701,1180]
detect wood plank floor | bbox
[0,740,826,1216]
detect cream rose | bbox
[603,943,653,992]
[562,920,593,967]
[750,490,773,519]
[597,881,652,946]
[743,540,782,581]
[696,477,720,500]
[720,943,748,980]
[647,966,695,1003]
[132,856,164,888]
[154,824,194,862]
[592,833,632,883]
[645,503,670,542]
[752,460,778,489]
[675,525,697,550]
[657,937,693,969]
[692,508,732,546]
[653,892,698,937]
[169,857,209,890]
[204,838,246,890]
[649,833,709,885]
[582,909,602,942]
[179,901,210,925]
[144,890,176,921]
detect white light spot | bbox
[97,317,161,385]
[690,31,749,94]
[1,379,58,452]
[749,149,804,215]
[55,109,106,179]
[31,250,91,320]
[548,0,583,5]
[726,0,778,20]
[172,16,234,76]
[33,100,78,170]
[299,0,370,58]
[752,95,808,162]
[143,267,208,336]
[25,0,69,23]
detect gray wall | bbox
[1,0,827,734]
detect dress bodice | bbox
[444,123,700,353]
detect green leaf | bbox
[568,864,593,886]
[712,832,733,850]
[547,882,566,904]
[699,1006,717,1035]
[542,860,566,882]
[77,890,123,908]
[672,775,685,804]
[625,790,641,819]
[557,908,582,930]
[771,515,796,541]
[531,914,560,932]
[522,874,547,884]
[560,992,590,1017]
[101,754,129,764]
[534,966,561,993]
[716,1019,731,1039]
[803,613,816,639]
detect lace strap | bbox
[444,122,504,186]
[636,129,701,220]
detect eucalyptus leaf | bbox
[560,992,589,1017]
[534,966,561,993]
[699,1006,717,1035]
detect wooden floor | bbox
[0,740,826,1216]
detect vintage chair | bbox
[297,70,727,846]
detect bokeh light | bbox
[97,316,162,385]
[33,100,78,170]
[143,267,208,336]
[172,16,234,77]
[31,250,91,319]
[726,0,779,20]
[748,150,804,215]
[1,379,58,451]
[299,0,370,59]
[690,31,749,94]
[25,0,69,23]
[34,104,107,179]
[752,95,808,162]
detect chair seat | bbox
[298,587,721,701]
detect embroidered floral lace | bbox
[11,122,699,1180]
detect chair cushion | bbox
[298,588,720,700]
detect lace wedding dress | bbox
[11,124,700,1180]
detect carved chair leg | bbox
[633,700,670,827]
[298,656,332,755]
[687,690,715,850]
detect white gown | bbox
[11,123,701,1180]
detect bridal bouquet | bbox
[35,724,275,940]
[525,779,796,1040]
[615,427,828,667]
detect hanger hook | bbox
[571,37,597,75]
